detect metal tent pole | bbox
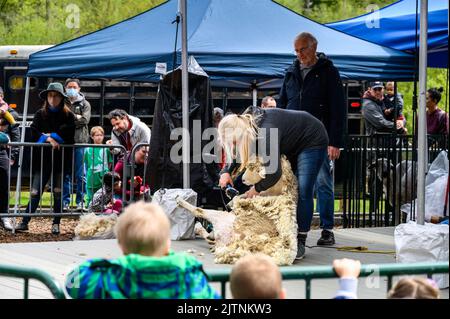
[180,0,190,189]
[13,77,31,214]
[417,0,428,225]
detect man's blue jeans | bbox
[314,156,335,230]
[63,147,86,206]
[296,148,327,233]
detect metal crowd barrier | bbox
[342,134,448,228]
[0,263,66,299]
[1,142,127,223]
[207,261,449,299]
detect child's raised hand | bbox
[333,259,361,279]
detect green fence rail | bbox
[1,262,448,299]
[207,262,449,299]
[0,264,66,299]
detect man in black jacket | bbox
[279,32,347,248]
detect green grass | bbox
[8,192,75,207]
[8,192,380,213]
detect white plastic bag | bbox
[395,221,449,289]
[426,151,449,186]
[401,150,449,221]
[153,188,197,240]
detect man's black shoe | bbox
[317,229,335,246]
[317,229,336,246]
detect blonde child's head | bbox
[90,126,105,144]
[230,254,285,299]
[388,277,440,299]
[115,201,171,257]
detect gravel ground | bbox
[0,217,78,243]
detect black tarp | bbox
[147,57,219,204]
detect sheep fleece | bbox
[214,194,298,266]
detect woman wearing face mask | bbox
[15,83,76,235]
[62,78,91,212]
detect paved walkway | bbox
[0,227,448,299]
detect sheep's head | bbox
[368,158,394,181]
[242,157,266,185]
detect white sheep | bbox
[176,155,298,265]
[242,155,298,199]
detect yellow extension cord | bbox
[307,245,396,254]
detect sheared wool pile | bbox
[214,194,298,265]
[74,213,117,240]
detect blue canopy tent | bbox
[27,0,415,89]
[327,0,448,68]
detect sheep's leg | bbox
[195,222,210,239]
[194,222,216,248]
[176,196,206,219]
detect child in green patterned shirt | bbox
[65,201,220,299]
[84,126,112,205]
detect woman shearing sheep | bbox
[218,107,329,260]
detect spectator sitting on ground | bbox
[114,145,150,201]
[88,171,123,215]
[230,253,286,299]
[65,201,220,299]
[333,258,440,299]
[84,126,113,205]
[261,96,277,109]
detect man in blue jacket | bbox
[279,32,347,256]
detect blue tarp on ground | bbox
[327,0,448,68]
[28,0,415,88]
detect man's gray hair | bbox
[295,32,318,46]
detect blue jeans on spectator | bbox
[63,147,86,206]
[296,148,327,233]
[314,156,335,230]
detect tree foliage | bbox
[0,0,165,44]
[0,0,447,131]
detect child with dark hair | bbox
[88,171,123,214]
[426,87,448,135]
